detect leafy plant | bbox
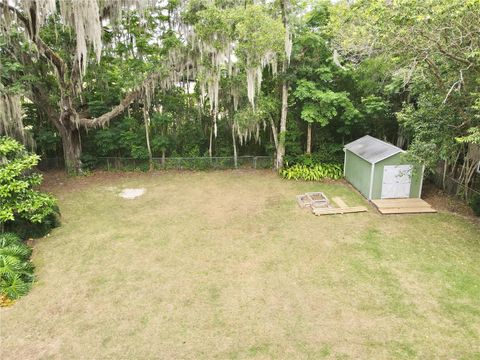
[80,153,99,170]
[469,193,480,216]
[0,137,59,234]
[0,232,35,300]
[6,212,60,239]
[285,144,344,167]
[281,163,343,181]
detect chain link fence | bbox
[38,156,274,171]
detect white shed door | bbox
[381,165,412,199]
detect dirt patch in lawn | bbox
[119,188,145,199]
[40,170,139,194]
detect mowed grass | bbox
[1,170,479,359]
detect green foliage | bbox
[6,212,60,240]
[285,143,344,166]
[0,232,35,300]
[80,153,99,170]
[281,163,343,181]
[195,6,235,48]
[0,137,58,231]
[331,0,480,173]
[235,5,285,65]
[294,70,359,133]
[4,0,477,206]
[469,194,480,216]
[456,127,480,145]
[396,94,460,169]
[151,112,173,153]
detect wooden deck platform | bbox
[312,196,368,216]
[371,198,436,214]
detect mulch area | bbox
[422,182,479,223]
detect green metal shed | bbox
[343,135,425,200]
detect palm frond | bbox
[0,274,31,299]
[0,233,22,247]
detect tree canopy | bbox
[0,0,479,193]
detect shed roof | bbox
[344,135,404,164]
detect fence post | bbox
[107,158,110,171]
[253,156,257,169]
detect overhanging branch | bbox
[79,72,162,128]
[1,1,68,85]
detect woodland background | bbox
[1,0,479,196]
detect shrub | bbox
[281,163,343,181]
[0,232,35,300]
[284,144,344,167]
[0,136,59,235]
[80,153,98,170]
[5,211,60,239]
[469,193,480,216]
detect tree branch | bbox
[0,1,68,84]
[79,73,162,128]
[424,57,444,89]
[0,1,31,37]
[418,30,472,66]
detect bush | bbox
[469,193,480,216]
[0,136,59,234]
[284,144,344,167]
[80,153,98,170]
[281,163,343,181]
[5,210,60,239]
[0,232,35,300]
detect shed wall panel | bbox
[344,150,372,198]
[372,153,423,199]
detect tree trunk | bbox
[270,117,279,151]
[144,115,153,171]
[58,124,82,175]
[161,149,166,167]
[306,123,312,154]
[209,125,213,158]
[442,159,448,189]
[276,79,288,170]
[232,124,238,168]
[450,149,461,177]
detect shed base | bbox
[371,198,436,214]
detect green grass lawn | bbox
[1,170,479,359]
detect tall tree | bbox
[1,0,289,172]
[274,0,292,170]
[0,0,171,173]
[330,0,480,194]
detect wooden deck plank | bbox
[377,207,437,214]
[373,200,428,207]
[312,209,343,215]
[338,206,368,213]
[372,198,430,208]
[372,198,427,203]
[371,198,436,214]
[332,197,348,208]
[312,206,367,216]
